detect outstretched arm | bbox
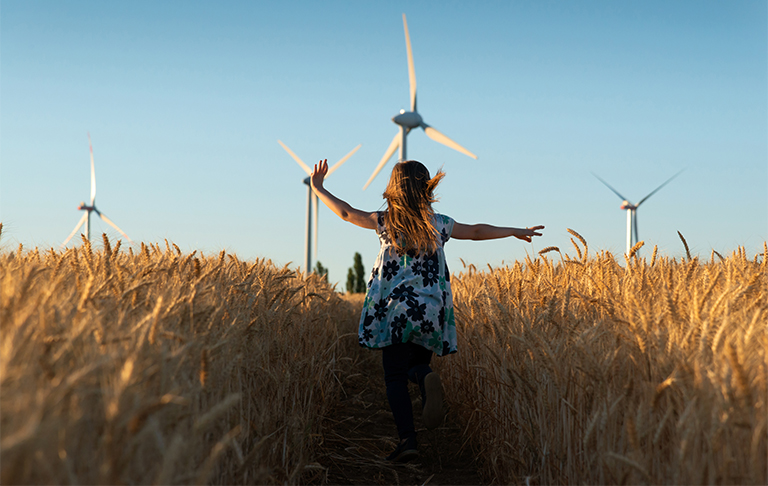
[310,159,378,230]
[451,222,544,242]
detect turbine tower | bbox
[278,140,361,275]
[593,169,684,255]
[62,134,132,247]
[363,13,477,190]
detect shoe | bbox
[423,372,444,430]
[386,436,418,462]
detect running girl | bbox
[310,159,544,462]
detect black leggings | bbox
[382,342,433,441]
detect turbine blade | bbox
[403,13,417,112]
[363,133,400,190]
[636,169,685,207]
[95,210,133,243]
[591,172,628,201]
[327,144,361,177]
[62,213,88,247]
[62,212,88,247]
[422,125,477,159]
[88,132,96,205]
[277,140,312,175]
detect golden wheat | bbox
[0,235,360,485]
[440,236,767,484]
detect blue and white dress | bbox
[358,212,457,357]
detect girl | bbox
[310,159,543,462]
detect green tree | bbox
[314,261,328,282]
[346,268,355,294]
[353,252,366,293]
[346,252,367,293]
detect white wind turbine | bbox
[593,169,684,255]
[278,140,361,275]
[363,13,477,190]
[61,134,132,247]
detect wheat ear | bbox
[677,231,691,260]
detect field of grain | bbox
[0,234,361,485]
[2,229,766,485]
[440,233,767,484]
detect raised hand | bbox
[514,225,545,242]
[310,159,329,191]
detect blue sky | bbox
[2,1,766,287]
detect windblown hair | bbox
[382,160,445,254]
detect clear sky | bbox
[2,0,766,287]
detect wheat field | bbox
[1,233,360,485]
[2,228,766,485]
[440,233,767,484]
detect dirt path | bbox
[311,346,484,486]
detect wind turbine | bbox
[592,169,684,255]
[61,134,132,247]
[278,140,361,275]
[363,13,477,190]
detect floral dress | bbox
[358,212,456,356]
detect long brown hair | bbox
[382,160,445,254]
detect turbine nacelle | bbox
[393,110,423,129]
[620,201,636,210]
[77,202,95,211]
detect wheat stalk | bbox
[567,228,588,261]
[677,231,691,260]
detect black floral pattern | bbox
[406,300,426,322]
[391,284,418,303]
[382,260,400,281]
[411,258,422,276]
[421,319,435,334]
[420,253,439,287]
[374,298,388,321]
[438,307,445,328]
[391,313,408,342]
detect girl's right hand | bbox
[310,159,328,190]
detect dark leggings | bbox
[382,342,434,441]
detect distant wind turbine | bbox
[592,169,684,255]
[278,140,361,275]
[363,13,477,190]
[62,134,132,247]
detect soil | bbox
[310,347,484,486]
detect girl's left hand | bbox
[310,159,328,190]
[514,225,545,242]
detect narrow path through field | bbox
[312,345,483,485]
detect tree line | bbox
[313,252,366,294]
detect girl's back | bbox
[360,209,457,356]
